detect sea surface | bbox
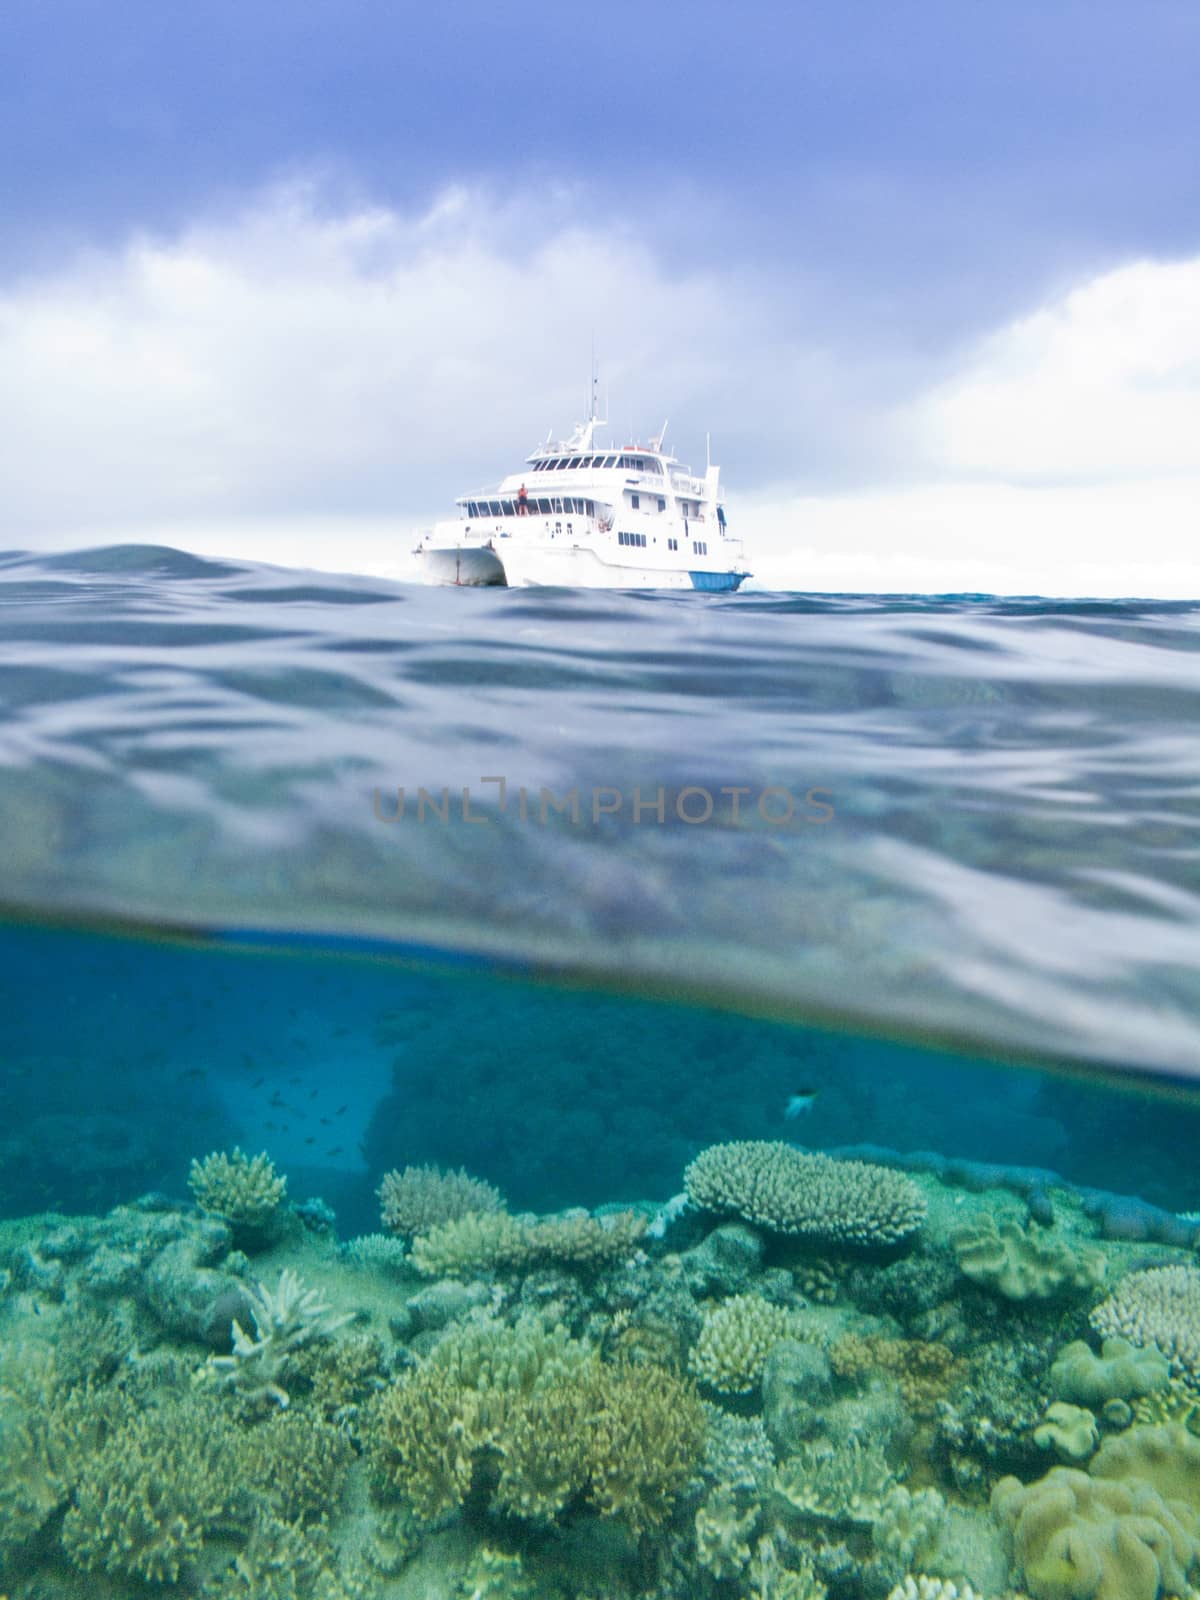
[1,544,1199,1600]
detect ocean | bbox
[1,544,1198,1600]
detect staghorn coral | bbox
[204,1267,353,1408]
[378,1163,505,1236]
[992,1464,1200,1600]
[1090,1264,1200,1379]
[367,1316,704,1534]
[684,1141,927,1247]
[61,1392,246,1585]
[950,1216,1105,1301]
[189,1147,287,1236]
[203,1511,356,1600]
[689,1293,801,1395]
[239,1410,353,1523]
[1049,1336,1169,1406]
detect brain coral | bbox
[991,1465,1200,1600]
[684,1141,926,1247]
[1090,1264,1200,1379]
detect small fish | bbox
[182,1067,206,1080]
[305,1136,316,1145]
[335,1104,348,1116]
[320,1117,332,1126]
[252,1077,265,1089]
[327,1146,344,1157]
[784,1087,819,1120]
[309,1088,318,1100]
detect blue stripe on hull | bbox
[689,569,747,592]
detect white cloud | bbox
[1,188,1198,596]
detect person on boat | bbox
[517,484,529,515]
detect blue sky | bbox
[3,0,1200,592]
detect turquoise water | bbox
[2,547,1200,1600]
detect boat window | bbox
[565,457,579,469]
[657,498,665,512]
[631,493,640,510]
[535,497,549,514]
[467,502,477,517]
[551,497,562,514]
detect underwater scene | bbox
[2,548,1200,1600]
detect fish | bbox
[784,1087,819,1120]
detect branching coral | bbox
[189,1148,287,1235]
[689,1294,800,1395]
[1091,1264,1200,1379]
[61,1394,246,1585]
[204,1268,353,1408]
[367,1316,704,1534]
[684,1141,927,1246]
[774,1436,897,1529]
[378,1163,505,1236]
[410,1209,646,1279]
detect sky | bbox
[2,0,1200,594]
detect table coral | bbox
[378,1163,505,1236]
[684,1141,927,1247]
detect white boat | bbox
[413,406,750,591]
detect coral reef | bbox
[1090,1264,1200,1378]
[378,1163,505,1236]
[684,1141,927,1246]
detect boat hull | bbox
[497,543,746,591]
[416,545,507,587]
